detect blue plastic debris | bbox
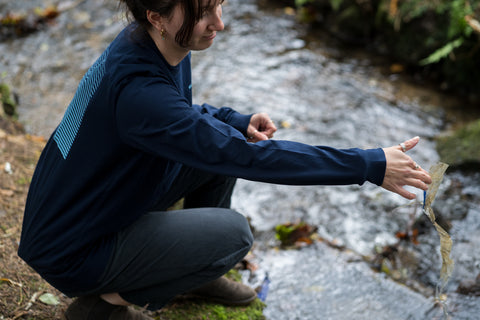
[257,273,270,302]
[423,190,427,210]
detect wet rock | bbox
[436,119,480,170]
[457,273,480,296]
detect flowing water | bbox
[1,0,479,319]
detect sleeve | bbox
[192,103,252,136]
[115,76,386,186]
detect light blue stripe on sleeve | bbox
[54,49,109,159]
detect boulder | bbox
[436,119,480,169]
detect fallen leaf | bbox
[284,7,296,16]
[39,293,60,306]
[25,134,46,143]
[0,189,14,197]
[275,222,318,246]
[280,121,291,129]
[390,63,404,73]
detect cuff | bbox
[363,148,387,186]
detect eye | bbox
[200,7,210,18]
[200,1,223,18]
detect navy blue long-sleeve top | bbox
[18,25,386,294]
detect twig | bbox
[465,15,480,35]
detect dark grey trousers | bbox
[91,165,253,310]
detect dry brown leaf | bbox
[0,189,15,197]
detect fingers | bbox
[382,138,432,199]
[390,170,431,199]
[247,129,268,143]
[395,187,417,200]
[263,120,277,138]
[398,136,420,153]
[405,176,429,191]
[247,114,277,142]
[258,118,277,138]
[253,130,268,141]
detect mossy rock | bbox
[436,119,480,169]
[155,270,266,320]
[0,82,19,119]
[155,298,266,320]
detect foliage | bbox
[0,82,18,119]
[0,5,60,41]
[419,38,465,66]
[275,221,317,246]
[415,0,477,65]
[156,299,266,320]
[157,270,266,320]
[330,0,344,11]
[289,0,480,94]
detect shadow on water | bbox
[1,0,479,319]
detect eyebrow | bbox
[200,0,223,11]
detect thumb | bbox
[253,130,268,141]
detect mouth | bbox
[204,33,216,40]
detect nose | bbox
[209,5,224,31]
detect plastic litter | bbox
[422,162,453,318]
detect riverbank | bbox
[1,0,480,318]
[0,116,266,319]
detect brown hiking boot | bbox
[65,295,153,320]
[186,276,257,306]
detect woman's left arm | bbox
[192,103,252,135]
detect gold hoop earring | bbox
[160,28,166,40]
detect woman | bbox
[18,0,432,319]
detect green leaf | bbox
[295,0,311,7]
[39,293,60,305]
[419,38,464,66]
[330,0,344,11]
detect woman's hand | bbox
[381,136,432,199]
[247,113,277,143]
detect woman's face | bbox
[166,0,224,51]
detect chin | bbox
[192,44,213,51]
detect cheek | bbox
[192,23,205,36]
[189,27,205,44]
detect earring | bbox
[160,28,166,40]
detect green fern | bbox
[295,0,312,7]
[330,0,344,11]
[419,38,464,65]
[419,0,476,65]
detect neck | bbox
[148,29,189,66]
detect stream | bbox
[1,0,479,319]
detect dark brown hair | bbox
[119,0,215,47]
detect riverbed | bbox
[1,0,479,319]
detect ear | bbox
[146,10,163,31]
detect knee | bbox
[217,209,253,252]
[208,210,253,271]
